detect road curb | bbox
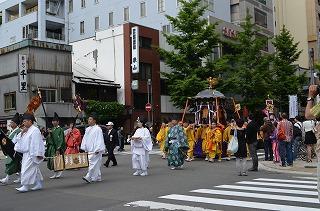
[259,162,317,176]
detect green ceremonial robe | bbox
[5,127,22,175]
[45,126,66,171]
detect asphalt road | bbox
[0,150,319,211]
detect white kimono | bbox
[13,125,45,186]
[81,125,105,181]
[131,127,153,171]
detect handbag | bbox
[227,129,238,154]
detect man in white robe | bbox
[131,119,153,176]
[13,113,45,192]
[81,113,105,183]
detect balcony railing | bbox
[27,30,38,39]
[46,31,65,40]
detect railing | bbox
[27,30,38,39]
[46,31,65,40]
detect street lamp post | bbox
[147,79,152,124]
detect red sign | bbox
[145,103,152,112]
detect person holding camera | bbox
[305,85,320,202]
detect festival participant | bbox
[45,112,66,179]
[131,118,153,176]
[81,113,105,183]
[165,116,189,170]
[65,121,81,154]
[156,122,167,159]
[184,122,195,162]
[201,124,209,160]
[207,123,223,162]
[0,113,22,184]
[14,113,45,192]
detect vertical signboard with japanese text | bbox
[131,26,139,74]
[289,95,298,119]
[18,54,28,93]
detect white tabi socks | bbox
[31,181,43,191]
[16,185,29,193]
[49,172,57,179]
[55,171,62,178]
[0,175,10,184]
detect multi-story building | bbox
[0,0,67,48]
[67,0,231,43]
[230,0,274,53]
[274,0,320,70]
[0,39,75,128]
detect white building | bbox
[67,0,231,43]
[0,0,67,48]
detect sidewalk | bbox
[0,150,5,160]
[260,159,318,176]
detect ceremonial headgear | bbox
[11,113,21,125]
[52,112,60,121]
[22,113,35,122]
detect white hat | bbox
[106,121,114,126]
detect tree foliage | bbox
[85,100,125,123]
[270,25,306,111]
[158,0,221,108]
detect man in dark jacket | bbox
[246,114,260,171]
[104,122,118,167]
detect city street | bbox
[0,150,318,211]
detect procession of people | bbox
[0,102,319,195]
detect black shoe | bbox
[269,158,273,161]
[104,163,109,168]
[112,163,117,166]
[248,168,258,171]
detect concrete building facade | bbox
[274,0,320,69]
[0,0,67,48]
[0,39,75,129]
[230,0,274,53]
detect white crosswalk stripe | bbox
[237,181,317,189]
[216,184,318,196]
[253,178,318,184]
[125,176,320,210]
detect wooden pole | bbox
[181,98,189,123]
[232,98,240,119]
[215,97,219,124]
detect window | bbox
[133,93,148,110]
[95,16,100,31]
[162,24,170,33]
[160,79,169,95]
[40,89,57,103]
[69,0,73,13]
[139,37,152,49]
[4,92,16,110]
[140,2,146,17]
[109,12,114,26]
[257,0,266,5]
[124,7,129,22]
[254,8,267,28]
[81,0,85,8]
[80,21,84,34]
[140,63,152,80]
[158,0,165,13]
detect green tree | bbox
[271,25,306,111]
[220,13,272,110]
[85,100,125,123]
[158,0,221,108]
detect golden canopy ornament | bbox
[207,77,219,89]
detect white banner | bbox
[131,26,139,74]
[18,54,28,93]
[289,95,298,119]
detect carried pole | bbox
[181,98,189,123]
[215,97,219,124]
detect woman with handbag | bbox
[231,119,247,176]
